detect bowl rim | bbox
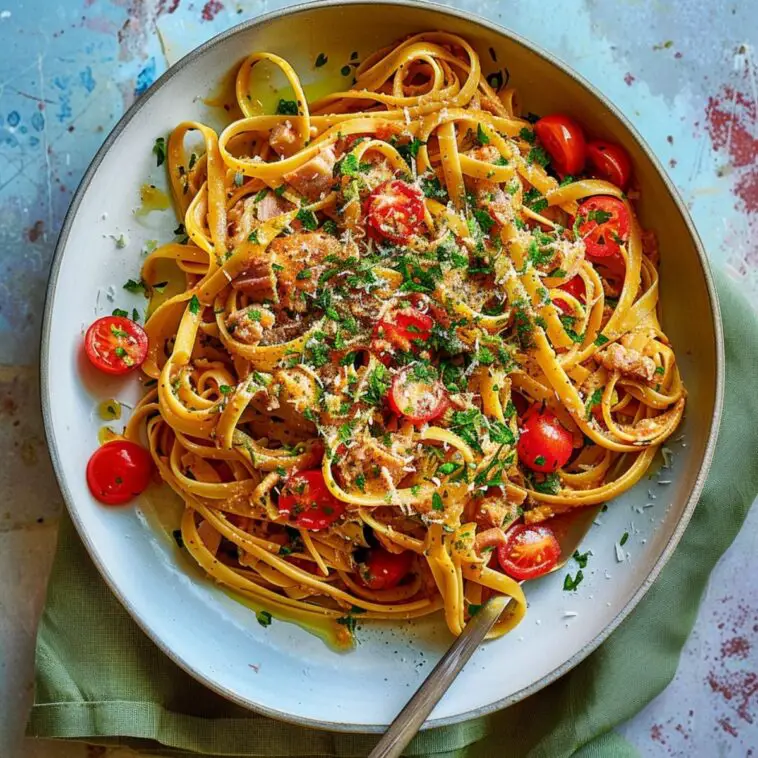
[39,0,725,734]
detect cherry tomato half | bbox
[534,114,586,176]
[576,196,630,259]
[86,440,153,505]
[364,180,425,244]
[587,141,632,191]
[373,306,433,354]
[497,523,561,581]
[388,366,449,423]
[553,275,586,314]
[85,316,148,375]
[359,548,413,590]
[517,404,573,473]
[278,469,345,530]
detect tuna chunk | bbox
[269,232,342,311]
[225,307,275,345]
[284,146,337,201]
[600,342,656,383]
[269,121,299,157]
[256,191,294,221]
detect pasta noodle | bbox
[124,32,685,644]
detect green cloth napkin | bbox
[28,274,758,758]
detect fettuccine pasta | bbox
[110,32,684,645]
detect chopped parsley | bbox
[437,461,461,476]
[563,570,584,591]
[532,473,561,495]
[363,364,391,406]
[476,123,490,145]
[594,334,610,347]
[396,137,424,163]
[449,408,485,453]
[322,219,338,236]
[573,550,590,569]
[519,127,536,144]
[432,492,444,511]
[256,610,273,627]
[585,387,604,419]
[188,294,201,315]
[123,278,146,294]
[296,208,318,231]
[489,420,515,445]
[336,615,358,634]
[620,531,629,546]
[523,188,548,214]
[527,237,555,267]
[276,99,298,115]
[420,176,448,201]
[152,136,166,166]
[472,208,495,234]
[112,308,129,318]
[339,153,372,177]
[586,208,613,224]
[527,146,551,168]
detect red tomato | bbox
[576,196,630,259]
[388,366,449,423]
[497,523,561,581]
[534,114,586,176]
[85,316,148,375]
[86,440,153,505]
[373,306,433,354]
[587,141,632,191]
[278,469,345,530]
[553,275,586,314]
[359,548,413,590]
[517,404,573,473]
[364,180,425,244]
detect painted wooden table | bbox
[1,0,756,755]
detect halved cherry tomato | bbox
[86,440,153,505]
[534,114,586,176]
[517,404,573,473]
[364,180,425,244]
[497,523,561,581]
[85,316,148,375]
[587,141,632,191]
[277,469,345,530]
[553,275,586,314]
[373,306,433,354]
[388,366,449,423]
[576,196,630,259]
[359,548,413,590]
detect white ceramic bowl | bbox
[41,0,723,731]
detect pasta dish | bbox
[83,32,686,645]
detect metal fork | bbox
[368,504,602,758]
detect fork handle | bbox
[368,595,509,758]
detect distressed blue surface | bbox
[0,0,756,754]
